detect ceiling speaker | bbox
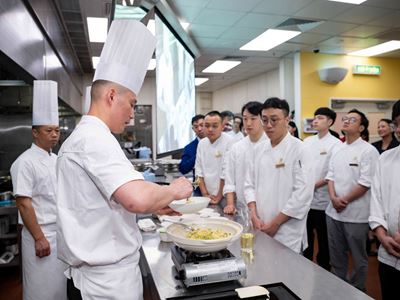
[318,67,348,84]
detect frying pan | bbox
[166,218,243,253]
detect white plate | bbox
[169,197,210,214]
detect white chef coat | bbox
[11,143,58,225]
[56,115,144,300]
[10,144,67,300]
[369,147,400,271]
[244,133,314,253]
[223,134,268,207]
[195,132,233,196]
[303,133,343,210]
[232,131,244,143]
[325,137,379,223]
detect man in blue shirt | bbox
[179,114,205,195]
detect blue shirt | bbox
[179,138,199,175]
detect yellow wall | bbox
[300,52,400,136]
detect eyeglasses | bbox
[342,116,358,124]
[261,117,282,126]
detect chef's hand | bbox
[251,215,264,231]
[393,232,400,244]
[261,221,280,237]
[155,207,181,216]
[169,177,193,200]
[223,204,236,215]
[35,236,51,258]
[331,196,347,213]
[209,194,223,205]
[380,234,400,258]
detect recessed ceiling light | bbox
[240,29,301,51]
[147,59,156,70]
[87,17,108,43]
[327,0,367,4]
[180,22,190,30]
[195,78,209,86]
[92,56,100,69]
[348,40,400,57]
[202,60,241,73]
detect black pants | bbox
[379,262,400,300]
[67,278,83,300]
[303,209,330,271]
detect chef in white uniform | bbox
[56,20,192,300]
[244,97,314,253]
[369,100,400,300]
[223,101,267,215]
[303,107,342,270]
[326,109,379,291]
[10,80,67,300]
[195,111,233,205]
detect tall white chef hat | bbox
[83,85,91,115]
[93,19,156,95]
[32,80,59,126]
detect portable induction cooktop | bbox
[171,246,247,287]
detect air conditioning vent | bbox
[277,18,324,32]
[221,56,247,61]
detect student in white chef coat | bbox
[369,100,400,300]
[10,81,67,300]
[326,109,379,291]
[223,101,267,215]
[244,97,314,253]
[195,111,233,205]
[303,107,342,270]
[56,20,192,300]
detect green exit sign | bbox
[353,65,381,75]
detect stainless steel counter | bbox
[139,214,373,300]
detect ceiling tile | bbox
[219,26,265,40]
[206,0,263,12]
[334,5,392,24]
[294,0,352,20]
[172,6,203,22]
[190,24,228,38]
[367,11,400,28]
[341,25,388,38]
[364,0,400,9]
[309,21,358,35]
[192,9,245,26]
[319,36,383,48]
[234,13,288,29]
[290,32,331,44]
[274,42,309,52]
[167,0,211,9]
[252,0,314,15]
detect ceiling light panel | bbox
[348,40,400,56]
[240,29,301,51]
[195,78,209,86]
[87,17,108,43]
[92,56,100,69]
[202,60,241,73]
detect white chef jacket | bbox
[56,116,144,299]
[244,133,314,253]
[232,131,244,144]
[325,137,379,223]
[223,134,268,207]
[303,133,343,210]
[195,132,233,196]
[11,143,58,225]
[369,147,400,271]
[10,144,67,300]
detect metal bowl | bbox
[166,218,243,253]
